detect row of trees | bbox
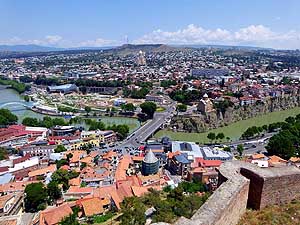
[22,116,68,128]
[0,77,29,93]
[241,120,293,140]
[207,132,227,143]
[241,125,267,139]
[86,119,130,140]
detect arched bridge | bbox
[0,101,33,109]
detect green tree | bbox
[207,132,216,144]
[0,147,8,160]
[54,145,67,153]
[51,169,79,191]
[121,197,146,225]
[84,106,92,115]
[22,117,40,127]
[0,109,18,126]
[80,162,87,170]
[237,144,244,156]
[24,182,47,212]
[121,103,136,112]
[176,104,187,112]
[266,131,296,160]
[140,102,157,118]
[216,132,225,142]
[59,212,79,225]
[223,146,231,152]
[24,95,30,102]
[56,159,68,169]
[47,181,62,203]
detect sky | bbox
[0,0,300,49]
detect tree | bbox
[24,182,48,212]
[216,133,225,142]
[237,144,244,156]
[121,197,146,225]
[56,159,68,169]
[59,212,79,225]
[176,104,187,112]
[80,162,87,170]
[0,109,18,126]
[54,145,67,153]
[140,102,157,118]
[207,132,216,144]
[0,147,8,160]
[266,131,296,160]
[47,181,62,203]
[223,146,231,152]
[22,117,39,127]
[51,169,79,191]
[121,103,136,112]
[66,153,73,163]
[84,106,92,115]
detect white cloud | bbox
[134,24,300,49]
[0,35,64,46]
[1,25,300,49]
[76,38,116,47]
[45,35,62,44]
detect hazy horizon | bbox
[1,0,300,50]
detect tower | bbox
[142,150,159,176]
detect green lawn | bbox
[155,107,300,143]
[156,107,166,112]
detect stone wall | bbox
[168,161,300,225]
[240,165,300,209]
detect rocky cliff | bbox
[171,95,300,133]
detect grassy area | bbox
[155,107,300,143]
[93,212,115,224]
[156,107,166,112]
[238,201,300,225]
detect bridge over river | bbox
[0,101,34,109]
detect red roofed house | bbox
[39,204,73,225]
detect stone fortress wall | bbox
[169,161,300,225]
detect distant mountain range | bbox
[0,44,62,52]
[0,43,273,53]
[0,44,114,52]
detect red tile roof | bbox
[39,204,73,225]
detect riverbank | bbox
[0,77,28,93]
[155,107,300,143]
[0,87,141,133]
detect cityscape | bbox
[0,1,300,225]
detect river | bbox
[0,86,140,132]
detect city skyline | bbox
[0,0,300,49]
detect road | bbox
[228,132,277,156]
[117,102,176,148]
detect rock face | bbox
[171,95,300,133]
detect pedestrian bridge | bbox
[0,101,33,108]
